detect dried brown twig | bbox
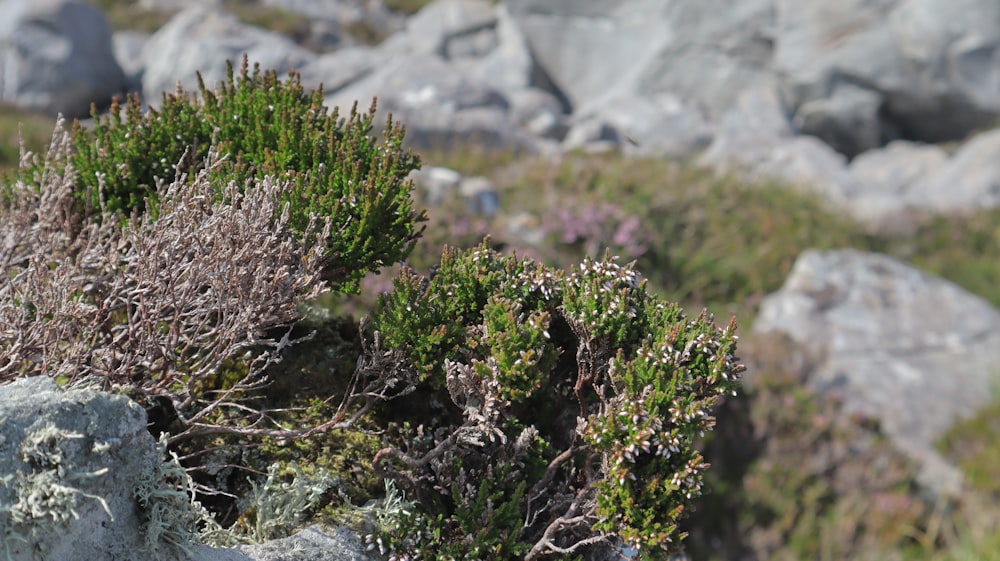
[0,120,383,444]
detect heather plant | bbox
[18,56,423,293]
[544,201,651,260]
[361,243,743,559]
[0,116,418,446]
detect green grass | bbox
[382,0,437,15]
[89,0,174,33]
[86,0,392,46]
[0,103,56,176]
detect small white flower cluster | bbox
[574,259,642,289]
[669,456,708,500]
[519,266,561,301]
[565,258,645,334]
[599,399,686,483]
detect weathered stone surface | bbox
[846,140,949,229]
[112,30,151,93]
[0,0,127,118]
[140,6,314,103]
[0,377,378,561]
[0,377,160,561]
[849,140,949,198]
[907,128,1000,214]
[505,87,567,139]
[325,53,536,151]
[792,81,887,157]
[701,131,862,210]
[574,92,714,158]
[506,0,775,115]
[457,2,536,93]
[774,0,1000,156]
[189,525,378,561]
[381,0,498,59]
[562,116,621,153]
[297,46,379,94]
[753,249,1000,494]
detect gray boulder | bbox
[753,249,1000,495]
[297,46,379,94]
[696,84,794,173]
[0,377,161,561]
[570,92,714,158]
[325,53,535,151]
[190,525,377,561]
[0,377,378,561]
[907,128,1000,214]
[457,2,537,93]
[562,116,621,154]
[701,131,862,212]
[381,0,545,97]
[846,140,949,230]
[0,0,127,118]
[505,87,567,140]
[113,30,151,93]
[140,6,314,103]
[382,0,499,59]
[506,0,775,115]
[849,140,949,199]
[774,0,1000,156]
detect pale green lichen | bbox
[0,423,113,561]
[218,462,341,546]
[134,435,226,558]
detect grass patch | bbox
[0,103,57,176]
[89,0,174,33]
[880,210,1000,309]
[223,2,314,47]
[382,0,436,15]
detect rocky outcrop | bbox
[906,129,1000,214]
[140,6,313,104]
[0,0,127,118]
[505,0,775,117]
[774,0,1000,157]
[753,249,1000,495]
[0,377,162,561]
[0,376,378,561]
[325,52,538,151]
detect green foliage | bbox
[375,470,530,561]
[374,245,562,385]
[366,242,743,559]
[25,57,423,293]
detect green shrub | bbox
[362,242,743,559]
[20,57,423,293]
